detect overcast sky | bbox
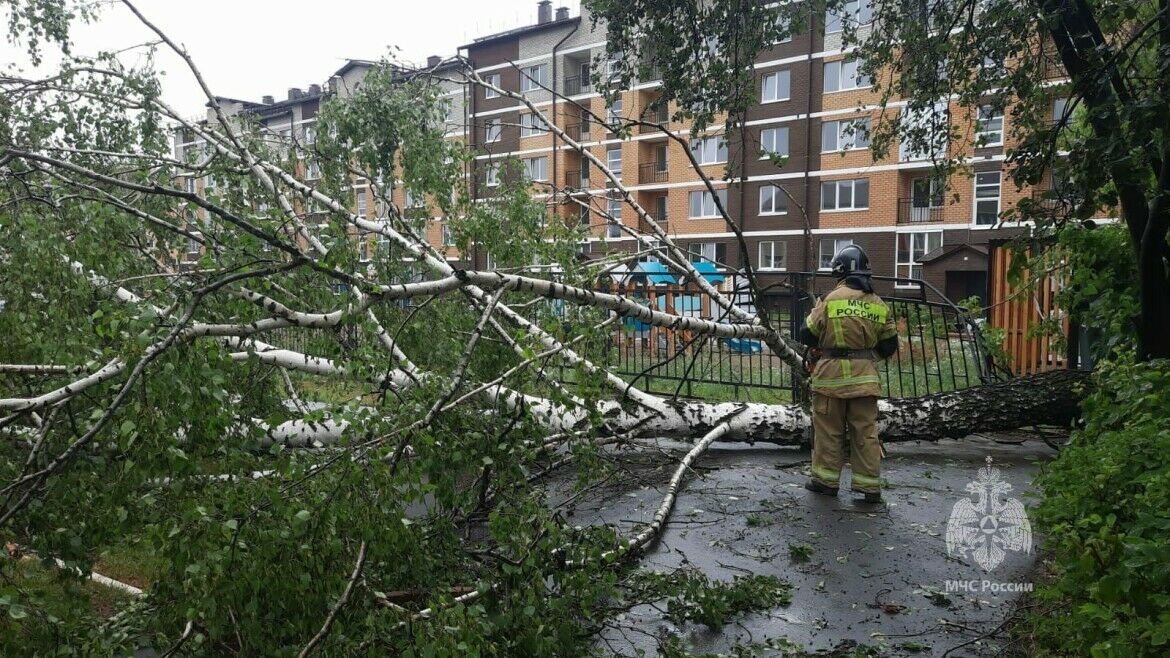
[1,0,580,117]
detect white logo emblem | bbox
[946,457,1032,572]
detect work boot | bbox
[804,480,839,496]
[859,491,883,504]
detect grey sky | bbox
[1,0,580,116]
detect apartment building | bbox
[174,0,1073,306]
[459,0,1075,306]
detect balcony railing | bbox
[564,75,593,96]
[639,163,669,184]
[1030,187,1080,216]
[897,198,944,224]
[1041,54,1066,79]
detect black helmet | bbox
[830,244,871,278]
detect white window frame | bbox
[823,58,871,93]
[972,171,1002,226]
[519,112,541,138]
[305,159,321,181]
[760,126,789,158]
[820,178,870,211]
[485,118,502,143]
[975,105,1004,147]
[485,163,500,187]
[758,184,788,215]
[355,187,367,216]
[523,156,548,182]
[689,136,728,165]
[606,197,622,238]
[441,223,454,247]
[895,230,943,287]
[484,74,501,98]
[688,189,728,219]
[688,242,725,265]
[757,241,787,271]
[761,70,791,103]
[821,118,870,152]
[607,147,623,177]
[520,64,547,92]
[825,0,873,34]
[818,238,855,271]
[607,98,623,128]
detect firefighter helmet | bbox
[830,244,871,278]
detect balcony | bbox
[1030,187,1080,217]
[565,122,592,142]
[897,198,944,224]
[564,75,592,97]
[639,163,669,184]
[564,169,590,190]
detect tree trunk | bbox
[265,370,1087,448]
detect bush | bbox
[1030,358,1170,656]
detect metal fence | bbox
[591,272,995,401]
[260,272,996,403]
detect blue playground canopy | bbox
[691,260,725,284]
[633,261,677,285]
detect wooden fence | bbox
[987,245,1068,375]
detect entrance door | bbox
[946,271,988,308]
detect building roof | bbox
[918,242,989,264]
[461,15,579,49]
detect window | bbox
[607,147,622,176]
[758,241,786,270]
[689,136,728,165]
[688,189,728,218]
[825,0,873,33]
[606,197,622,238]
[761,70,791,102]
[606,51,624,78]
[185,177,196,194]
[1052,97,1069,123]
[975,105,1003,146]
[485,118,502,142]
[980,55,1005,80]
[358,232,372,263]
[759,184,788,214]
[305,160,321,180]
[485,163,500,187]
[520,64,547,92]
[484,73,501,98]
[760,127,790,157]
[899,103,949,161]
[688,242,726,265]
[896,231,943,283]
[607,98,623,128]
[821,118,870,151]
[973,171,1001,225]
[441,223,454,246]
[823,58,871,92]
[523,157,548,181]
[819,238,855,270]
[355,187,367,216]
[820,178,869,210]
[303,125,316,145]
[405,189,424,209]
[578,203,591,226]
[910,177,944,219]
[520,112,540,138]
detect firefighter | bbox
[799,244,899,503]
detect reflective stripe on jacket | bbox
[804,281,898,398]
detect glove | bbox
[805,347,822,375]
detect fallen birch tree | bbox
[0,2,1083,654]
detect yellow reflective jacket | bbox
[804,281,897,398]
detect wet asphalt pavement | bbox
[555,435,1052,657]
